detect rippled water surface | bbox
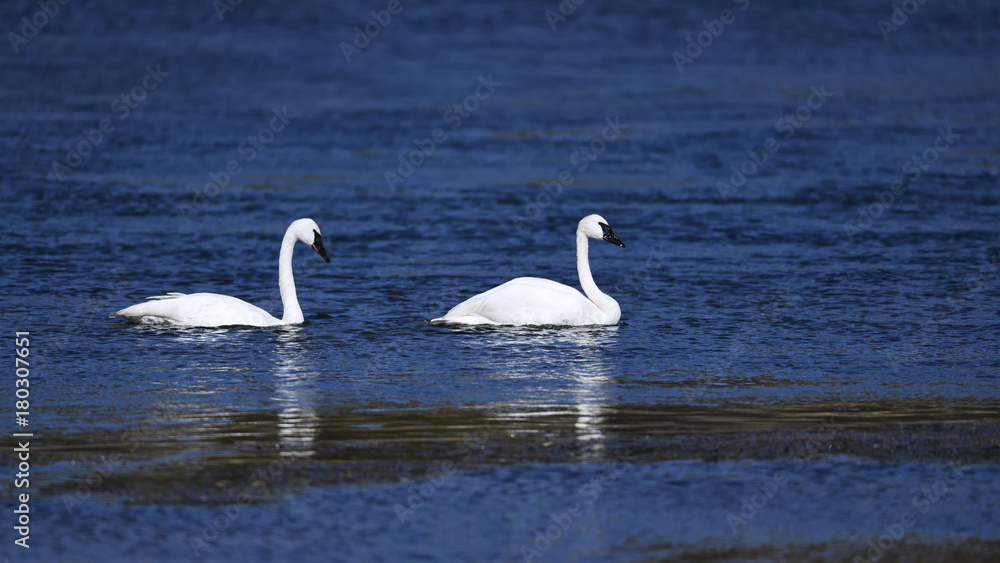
[1,0,999,561]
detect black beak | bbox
[599,222,625,248]
[311,230,331,263]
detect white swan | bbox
[110,218,330,328]
[432,214,626,326]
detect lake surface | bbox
[1,0,998,561]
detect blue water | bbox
[2,0,999,561]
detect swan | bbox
[110,218,330,328]
[432,214,626,326]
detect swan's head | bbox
[291,218,330,263]
[579,214,625,248]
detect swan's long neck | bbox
[576,230,619,320]
[278,228,303,324]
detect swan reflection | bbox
[480,326,618,458]
[272,328,320,457]
[170,327,232,345]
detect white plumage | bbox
[432,214,626,326]
[111,218,330,328]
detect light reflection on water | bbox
[478,327,619,455]
[2,0,997,559]
[273,328,320,457]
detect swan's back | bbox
[111,293,281,327]
[435,277,612,326]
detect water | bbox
[2,0,999,561]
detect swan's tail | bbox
[431,314,498,326]
[109,293,187,320]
